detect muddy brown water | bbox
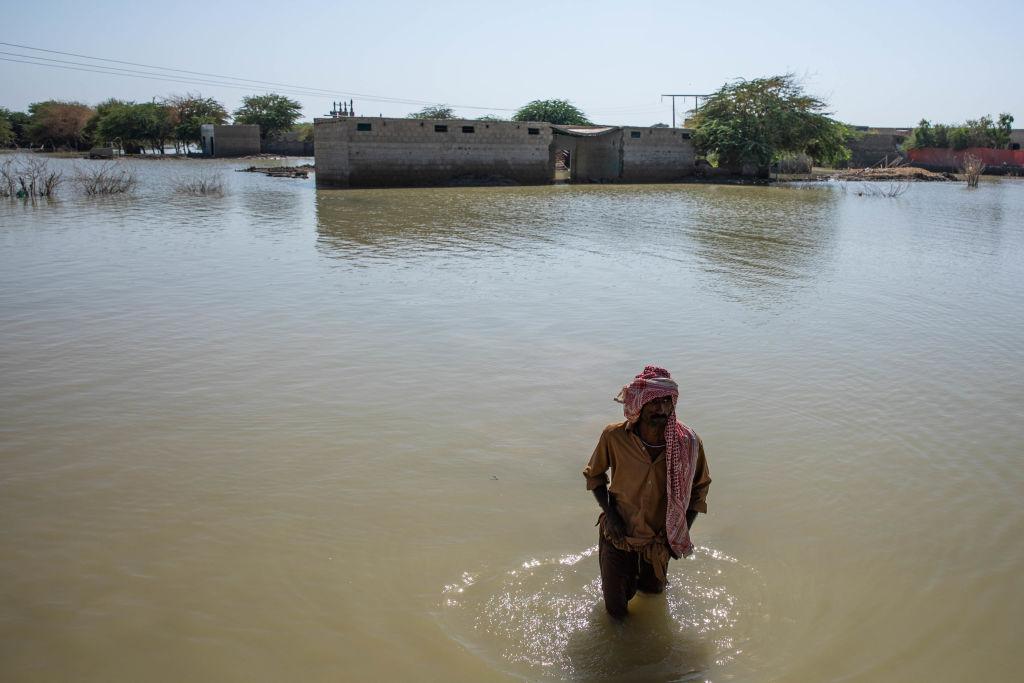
[1,157,1022,682]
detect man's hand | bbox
[604,506,627,544]
[592,484,627,543]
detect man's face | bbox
[639,395,674,427]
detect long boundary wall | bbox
[315,117,552,188]
[907,147,1024,173]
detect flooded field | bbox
[1,156,1022,682]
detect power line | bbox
[0,40,685,120]
[0,52,343,100]
[660,94,711,128]
[0,40,349,95]
[0,55,350,103]
[0,41,517,111]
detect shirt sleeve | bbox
[688,435,711,513]
[582,429,612,491]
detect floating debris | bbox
[828,165,953,182]
[237,164,313,179]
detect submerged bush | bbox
[0,155,63,198]
[960,154,985,188]
[72,161,138,195]
[838,180,910,198]
[174,171,225,197]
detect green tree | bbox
[165,93,228,151]
[84,98,130,149]
[512,99,591,125]
[292,122,314,142]
[0,109,31,147]
[93,101,175,154]
[948,125,972,150]
[995,113,1014,148]
[0,111,13,147]
[690,74,852,172]
[907,113,1014,150]
[475,114,508,122]
[27,100,95,150]
[904,119,934,149]
[408,104,454,119]
[233,93,302,140]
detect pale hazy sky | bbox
[1,0,1021,127]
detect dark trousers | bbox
[598,533,665,619]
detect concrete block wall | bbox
[573,135,621,182]
[844,130,909,168]
[262,139,314,156]
[620,127,696,181]
[314,121,350,187]
[315,117,552,188]
[201,124,261,157]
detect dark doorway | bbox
[554,148,571,182]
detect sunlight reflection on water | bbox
[440,545,765,682]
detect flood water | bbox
[1,157,1022,682]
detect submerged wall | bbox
[315,117,553,188]
[201,124,260,157]
[621,127,695,181]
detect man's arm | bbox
[591,484,626,543]
[583,429,626,543]
[687,436,711,532]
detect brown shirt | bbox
[583,421,711,546]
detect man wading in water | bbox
[583,366,711,620]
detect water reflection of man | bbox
[583,366,711,620]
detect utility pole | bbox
[661,93,711,128]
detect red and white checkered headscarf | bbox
[615,366,699,558]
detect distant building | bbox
[200,124,260,157]
[1009,129,1024,150]
[840,126,912,168]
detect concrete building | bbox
[314,117,696,188]
[200,124,261,157]
[1009,129,1024,150]
[841,127,912,168]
